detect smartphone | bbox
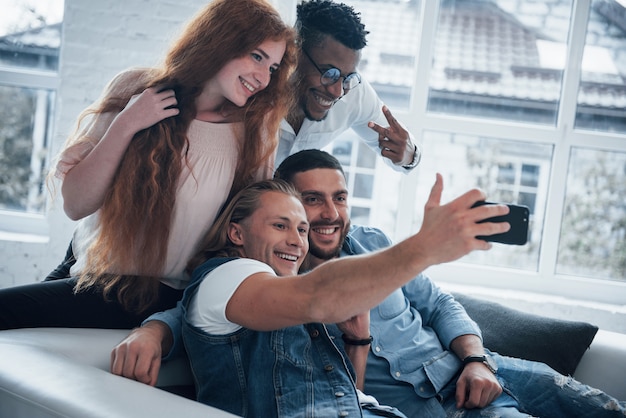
[471,201,530,245]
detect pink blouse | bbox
[57,119,271,289]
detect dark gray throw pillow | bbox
[452,292,598,376]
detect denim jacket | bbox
[181,257,364,418]
[332,226,482,397]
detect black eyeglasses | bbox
[303,49,362,91]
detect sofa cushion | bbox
[452,293,598,376]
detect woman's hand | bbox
[62,87,179,220]
[115,87,179,133]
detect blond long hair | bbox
[67,0,297,312]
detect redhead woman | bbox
[0,0,296,329]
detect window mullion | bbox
[419,114,559,144]
[538,137,570,277]
[557,0,590,131]
[409,0,439,116]
[394,0,440,240]
[27,90,52,212]
[0,67,59,90]
[540,0,591,279]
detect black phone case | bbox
[472,201,530,245]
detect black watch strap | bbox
[341,334,373,346]
[462,354,497,374]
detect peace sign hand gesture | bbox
[368,105,416,167]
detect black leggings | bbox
[45,241,76,281]
[2,240,184,330]
[0,277,184,330]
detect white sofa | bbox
[1,325,625,417]
[0,328,232,418]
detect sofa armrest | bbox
[0,328,234,417]
[0,328,193,387]
[573,329,626,401]
[0,340,235,418]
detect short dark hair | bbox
[274,149,345,184]
[296,0,368,51]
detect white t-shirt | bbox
[186,258,275,334]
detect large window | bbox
[415,132,552,271]
[329,0,626,304]
[427,0,573,125]
[0,1,64,233]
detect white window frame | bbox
[388,0,626,305]
[0,66,59,239]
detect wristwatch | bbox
[402,144,421,169]
[462,354,498,374]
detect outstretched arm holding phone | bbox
[110,174,509,385]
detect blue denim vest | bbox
[181,257,364,418]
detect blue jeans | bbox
[365,352,625,418]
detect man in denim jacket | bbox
[178,180,407,417]
[174,175,507,417]
[273,150,625,418]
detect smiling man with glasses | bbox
[276,0,421,172]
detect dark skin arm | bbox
[449,334,502,409]
[368,106,416,167]
[336,311,370,390]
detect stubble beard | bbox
[308,221,350,261]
